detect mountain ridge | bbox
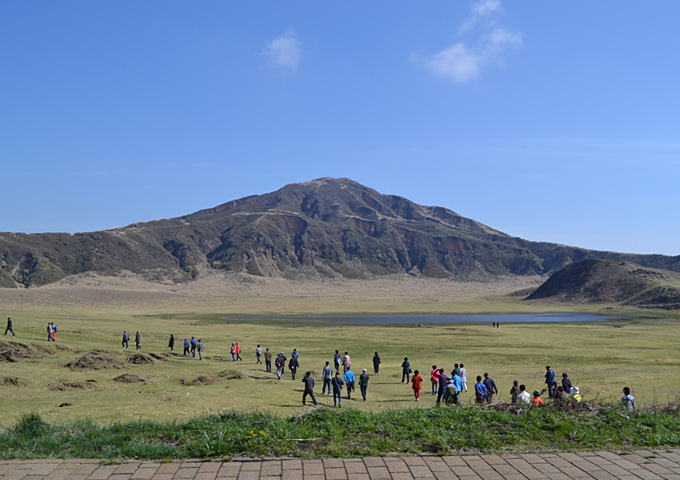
[1,177,678,288]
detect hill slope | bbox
[1,178,679,288]
[526,259,680,309]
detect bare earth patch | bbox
[65,351,125,370]
[127,353,155,365]
[218,370,247,380]
[2,377,19,386]
[50,381,98,391]
[0,341,41,362]
[183,375,220,386]
[113,374,146,383]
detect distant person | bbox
[291,348,299,361]
[197,339,204,360]
[562,373,572,395]
[510,380,520,403]
[474,375,488,405]
[51,323,57,341]
[4,317,15,336]
[545,366,556,397]
[532,390,545,407]
[322,361,334,395]
[190,337,197,357]
[411,369,423,401]
[401,357,411,383]
[135,332,141,350]
[430,365,439,395]
[344,368,355,400]
[435,368,448,406]
[256,345,263,364]
[334,350,342,372]
[556,386,568,400]
[231,343,237,361]
[359,368,369,401]
[343,352,351,373]
[168,334,174,353]
[621,387,636,412]
[183,338,190,356]
[235,342,242,361]
[275,352,286,380]
[122,330,129,349]
[460,363,468,392]
[550,381,560,399]
[483,373,498,404]
[302,371,318,406]
[451,370,464,403]
[289,355,300,380]
[264,348,272,372]
[47,323,53,342]
[453,363,461,377]
[518,384,531,405]
[331,372,345,407]
[372,352,381,375]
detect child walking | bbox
[411,370,423,401]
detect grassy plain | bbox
[1,279,679,433]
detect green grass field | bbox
[1,291,679,431]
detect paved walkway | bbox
[2,450,680,480]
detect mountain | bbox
[1,177,679,288]
[526,259,680,309]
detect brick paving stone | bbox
[442,456,467,467]
[218,465,242,477]
[588,471,619,480]
[44,469,74,480]
[325,467,349,480]
[432,471,458,480]
[107,475,132,480]
[385,459,410,473]
[366,466,391,479]
[199,463,223,473]
[194,473,218,480]
[157,463,181,474]
[260,477,282,480]
[323,458,344,469]
[281,460,302,470]
[281,471,302,480]
[260,465,282,476]
[632,468,665,480]
[113,464,139,475]
[344,462,367,474]
[130,467,157,479]
[391,472,416,480]
[404,458,427,467]
[424,457,449,472]
[409,465,435,478]
[236,471,261,480]
[350,475,370,480]
[302,461,323,476]
[175,467,201,479]
[365,458,387,467]
[239,463,261,472]
[482,455,508,465]
[149,475,173,480]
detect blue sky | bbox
[2,1,679,256]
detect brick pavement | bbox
[2,450,680,480]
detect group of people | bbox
[121,330,143,350]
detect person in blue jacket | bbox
[475,375,488,405]
[183,338,190,355]
[344,368,355,399]
[545,366,556,397]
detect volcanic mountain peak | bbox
[0,178,678,288]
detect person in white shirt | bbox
[518,384,531,405]
[621,387,636,412]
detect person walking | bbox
[401,357,411,383]
[411,369,423,401]
[183,338,189,356]
[372,352,381,375]
[190,337,197,357]
[430,365,439,395]
[483,373,498,404]
[451,370,464,404]
[545,366,556,397]
[359,369,369,401]
[231,343,237,361]
[435,368,448,406]
[235,342,242,361]
[344,368,355,400]
[47,323,53,342]
[197,339,204,360]
[334,350,342,372]
[135,332,141,350]
[460,363,468,392]
[275,352,287,380]
[256,345,263,364]
[343,352,351,373]
[50,323,57,342]
[291,348,299,361]
[289,354,299,380]
[474,376,488,405]
[122,330,129,349]
[264,348,272,372]
[322,361,334,396]
[4,317,15,336]
[168,334,175,353]
[302,372,318,406]
[332,372,345,407]
[510,380,520,403]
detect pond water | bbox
[227,313,625,324]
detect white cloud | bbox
[262,29,301,72]
[413,0,523,84]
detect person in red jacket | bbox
[430,365,439,395]
[411,370,424,401]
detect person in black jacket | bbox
[302,371,318,406]
[331,372,345,407]
[359,369,370,401]
[562,372,572,395]
[483,372,498,404]
[372,352,381,375]
[401,357,411,383]
[289,355,300,380]
[168,334,174,353]
[135,332,141,350]
[4,317,15,336]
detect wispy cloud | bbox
[261,29,301,72]
[412,0,523,84]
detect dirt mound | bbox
[183,375,219,386]
[0,341,40,362]
[51,381,98,391]
[65,351,124,370]
[218,370,247,380]
[113,374,146,383]
[2,377,19,386]
[128,353,155,365]
[147,353,167,361]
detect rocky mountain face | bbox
[526,259,680,309]
[1,177,679,288]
